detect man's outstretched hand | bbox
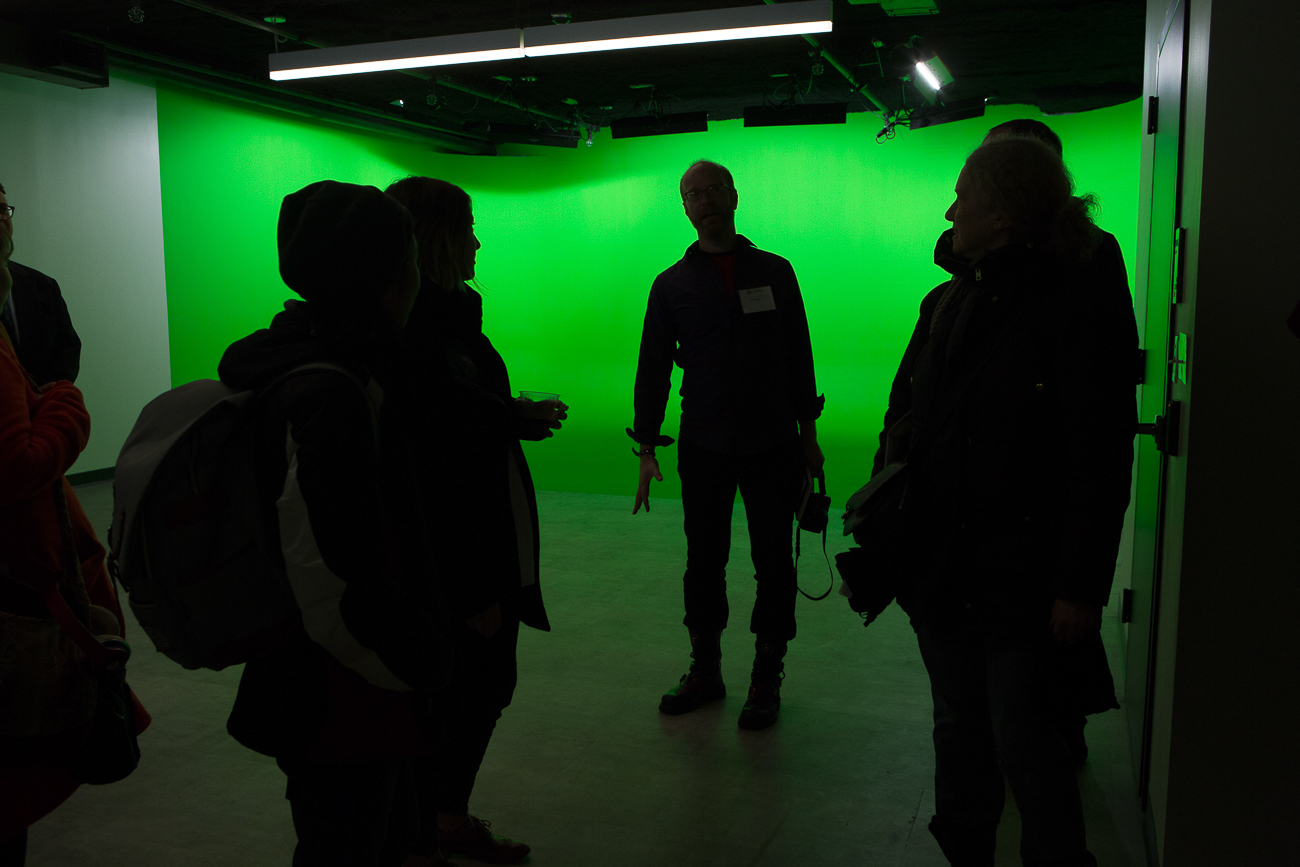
[633,454,663,514]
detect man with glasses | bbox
[0,182,82,385]
[631,160,823,731]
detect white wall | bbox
[0,70,171,473]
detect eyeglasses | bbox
[0,205,13,218]
[682,183,731,203]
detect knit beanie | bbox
[277,180,413,314]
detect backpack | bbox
[109,363,360,670]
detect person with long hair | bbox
[871,136,1137,865]
[385,176,559,867]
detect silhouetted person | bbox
[874,137,1136,865]
[932,119,1131,766]
[386,176,559,867]
[632,159,824,730]
[0,183,81,386]
[219,181,449,867]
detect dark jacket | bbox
[397,280,550,631]
[876,236,1137,636]
[217,301,449,760]
[3,261,81,385]
[633,235,821,454]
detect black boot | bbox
[659,630,725,714]
[738,637,786,730]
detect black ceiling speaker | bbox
[908,97,987,130]
[743,103,847,127]
[610,112,708,139]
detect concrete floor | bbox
[25,482,1148,866]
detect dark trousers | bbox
[411,611,520,854]
[916,621,1096,867]
[677,437,801,642]
[276,756,419,867]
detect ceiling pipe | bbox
[761,0,889,115]
[167,0,593,136]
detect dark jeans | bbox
[916,621,1096,867]
[677,436,801,642]
[276,756,418,867]
[411,611,520,854]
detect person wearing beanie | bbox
[217,180,450,867]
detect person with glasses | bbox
[631,159,824,731]
[0,183,81,386]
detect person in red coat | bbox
[0,232,150,866]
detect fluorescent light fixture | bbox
[915,62,942,90]
[914,55,954,91]
[268,3,832,80]
[522,1,832,58]
[268,29,523,81]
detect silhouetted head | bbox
[950,135,1098,263]
[384,177,480,290]
[983,119,1063,156]
[277,180,419,328]
[680,160,738,247]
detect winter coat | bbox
[396,280,550,631]
[217,301,450,761]
[0,326,150,838]
[875,237,1138,637]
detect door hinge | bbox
[1121,588,1134,623]
[1147,95,1159,135]
[1135,348,1146,385]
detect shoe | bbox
[737,637,786,731]
[436,815,530,865]
[659,630,725,715]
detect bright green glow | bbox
[157,84,1141,500]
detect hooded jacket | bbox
[875,234,1138,636]
[218,301,449,760]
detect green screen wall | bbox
[156,83,1140,500]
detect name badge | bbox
[739,285,776,314]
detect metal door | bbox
[1127,0,1188,804]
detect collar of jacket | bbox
[934,238,1047,285]
[683,234,755,259]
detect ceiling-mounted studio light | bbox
[267,1,832,81]
[913,55,953,93]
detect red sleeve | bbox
[0,342,90,507]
